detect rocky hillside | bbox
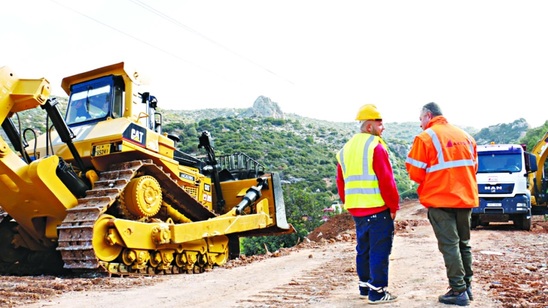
[472,118,529,144]
[162,96,530,145]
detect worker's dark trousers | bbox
[352,209,394,292]
[427,208,473,292]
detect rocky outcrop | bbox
[473,118,529,145]
[241,96,284,119]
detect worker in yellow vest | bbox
[336,104,400,304]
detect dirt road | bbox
[4,200,547,307]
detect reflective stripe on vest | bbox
[337,134,385,209]
[407,128,476,173]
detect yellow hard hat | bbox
[355,104,382,121]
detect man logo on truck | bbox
[487,185,503,193]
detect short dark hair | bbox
[422,102,443,117]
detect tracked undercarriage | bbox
[0,158,289,276]
[58,159,247,276]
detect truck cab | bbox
[474,143,538,230]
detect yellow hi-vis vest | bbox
[336,133,386,210]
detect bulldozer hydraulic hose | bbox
[41,98,87,177]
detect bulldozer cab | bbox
[62,62,158,132]
[65,76,123,125]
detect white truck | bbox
[473,143,538,230]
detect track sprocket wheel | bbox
[123,175,163,218]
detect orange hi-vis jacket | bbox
[405,116,479,208]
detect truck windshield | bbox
[477,152,522,173]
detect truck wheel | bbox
[520,215,532,231]
[513,214,531,230]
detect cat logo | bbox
[131,128,144,143]
[122,124,146,147]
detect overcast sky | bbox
[2,0,548,129]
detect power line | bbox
[129,0,293,85]
[48,0,292,85]
[48,0,225,79]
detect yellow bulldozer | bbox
[528,131,548,214]
[0,62,294,275]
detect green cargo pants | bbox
[427,207,473,292]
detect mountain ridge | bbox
[162,95,532,145]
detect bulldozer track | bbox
[56,159,216,276]
[56,160,145,275]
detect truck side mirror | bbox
[526,153,538,173]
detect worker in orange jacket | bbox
[405,102,478,307]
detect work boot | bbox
[438,288,470,306]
